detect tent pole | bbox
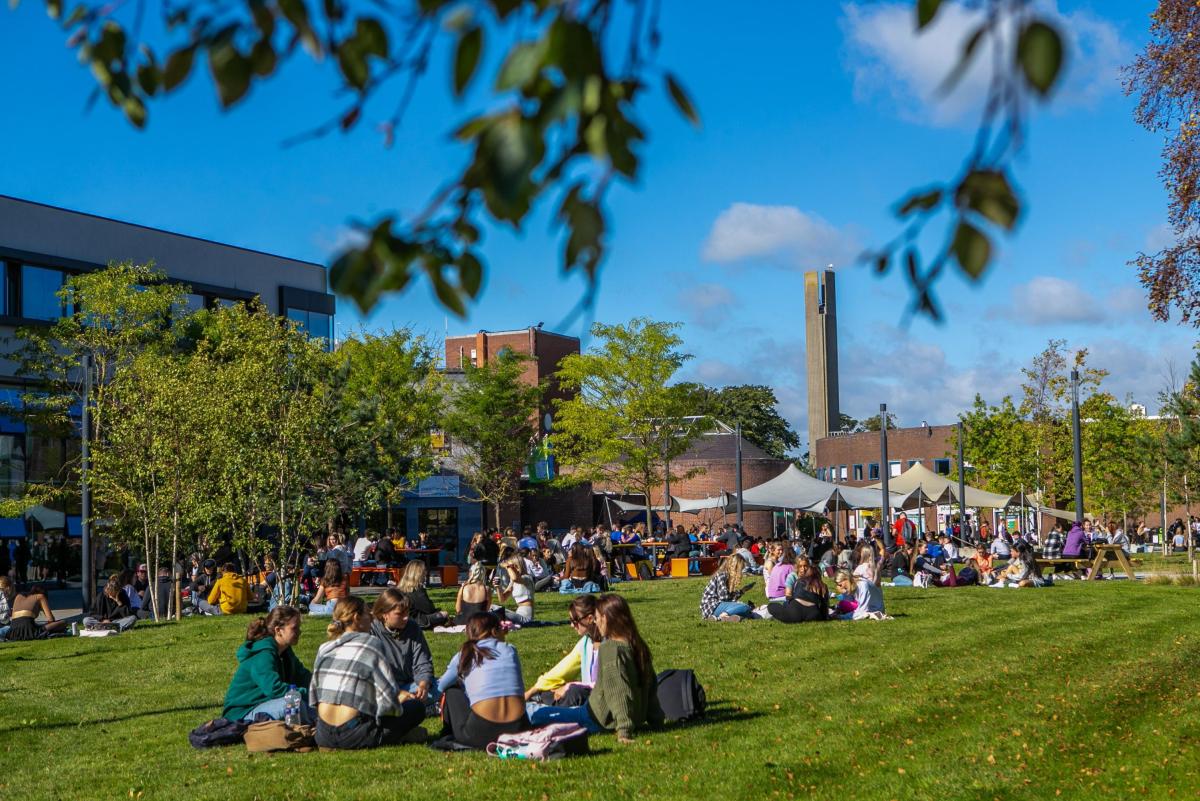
[880,403,892,552]
[956,421,968,543]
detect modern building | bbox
[0,194,335,538]
[804,269,840,452]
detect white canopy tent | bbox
[738,465,919,513]
[866,463,1024,508]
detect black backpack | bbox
[188,717,249,749]
[656,669,706,723]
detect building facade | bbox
[0,195,335,540]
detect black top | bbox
[374,538,396,565]
[403,587,444,629]
[91,589,134,620]
[455,599,488,625]
[666,531,692,557]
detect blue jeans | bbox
[525,702,604,734]
[244,695,315,724]
[0,624,9,641]
[308,600,337,616]
[712,601,752,618]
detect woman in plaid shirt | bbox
[310,597,427,750]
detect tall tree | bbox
[332,329,443,531]
[442,349,543,531]
[686,384,798,459]
[954,394,1033,495]
[1164,353,1200,557]
[553,318,706,526]
[1126,1,1200,324]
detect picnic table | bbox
[398,547,442,569]
[1037,544,1138,580]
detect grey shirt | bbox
[369,618,434,687]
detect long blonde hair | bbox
[398,560,427,593]
[834,569,857,591]
[721,553,746,593]
[327,596,366,639]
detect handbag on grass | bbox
[243,720,316,753]
[486,723,590,760]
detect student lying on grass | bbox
[524,594,601,707]
[526,593,664,744]
[436,612,530,749]
[310,597,427,750]
[222,605,313,723]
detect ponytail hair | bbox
[246,605,301,643]
[327,596,366,639]
[457,612,503,678]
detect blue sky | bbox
[0,0,1188,449]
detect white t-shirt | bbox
[353,537,373,562]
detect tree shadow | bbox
[4,643,170,661]
[0,702,215,736]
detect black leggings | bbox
[440,687,530,749]
[315,700,426,750]
[767,600,827,624]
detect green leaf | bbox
[665,73,699,127]
[454,26,482,97]
[208,43,252,107]
[337,45,368,90]
[457,252,483,297]
[162,46,195,91]
[122,95,146,128]
[957,169,1019,231]
[1016,20,1063,96]
[46,0,62,19]
[355,18,388,59]
[431,273,466,317]
[916,0,942,29]
[496,39,546,91]
[896,188,942,217]
[951,220,991,279]
[135,63,160,96]
[250,39,277,77]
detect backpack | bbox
[956,566,978,586]
[486,723,590,761]
[656,669,706,723]
[188,717,249,749]
[243,720,316,753]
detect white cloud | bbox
[676,283,740,328]
[986,276,1152,326]
[313,225,368,257]
[1145,222,1176,254]
[701,203,862,269]
[842,1,1129,125]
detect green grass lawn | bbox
[4,578,1200,800]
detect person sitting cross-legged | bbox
[222,605,314,723]
[524,594,601,707]
[311,596,427,750]
[526,593,664,743]
[436,612,530,749]
[699,553,755,622]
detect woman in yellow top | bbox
[197,563,248,615]
[523,595,600,707]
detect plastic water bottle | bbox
[283,685,300,726]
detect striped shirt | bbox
[310,631,400,718]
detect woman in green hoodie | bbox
[222,605,313,722]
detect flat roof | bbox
[0,194,323,269]
[446,327,580,342]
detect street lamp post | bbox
[735,422,744,528]
[80,353,94,610]
[1071,369,1084,525]
[957,421,968,541]
[880,404,892,550]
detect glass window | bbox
[216,298,240,309]
[0,434,26,499]
[839,465,848,480]
[417,507,458,554]
[184,293,206,313]
[934,458,951,475]
[889,460,901,477]
[307,312,331,342]
[27,435,65,484]
[287,307,308,331]
[853,464,863,481]
[868,463,879,480]
[907,459,920,469]
[21,265,64,321]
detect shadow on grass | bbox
[5,643,167,661]
[0,702,215,736]
[657,701,765,732]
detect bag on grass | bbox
[486,723,590,761]
[189,717,249,749]
[656,669,706,723]
[956,567,978,586]
[243,720,316,753]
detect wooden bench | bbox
[349,566,401,587]
[1037,545,1138,580]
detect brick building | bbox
[813,424,959,532]
[594,432,791,536]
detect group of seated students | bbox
[0,571,150,642]
[700,544,889,623]
[219,591,662,750]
